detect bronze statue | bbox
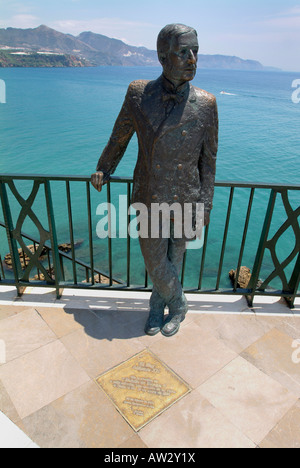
[91,24,218,337]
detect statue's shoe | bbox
[144,313,164,336]
[161,314,181,337]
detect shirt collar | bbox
[161,74,190,97]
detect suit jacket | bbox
[96,74,218,212]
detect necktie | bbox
[162,93,184,105]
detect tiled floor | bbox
[0,285,300,448]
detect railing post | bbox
[127,182,131,287]
[0,181,25,296]
[86,181,95,285]
[284,253,300,308]
[66,181,77,284]
[198,224,210,291]
[44,180,63,299]
[234,188,255,291]
[216,187,234,290]
[247,189,277,307]
[107,182,113,286]
[0,253,5,280]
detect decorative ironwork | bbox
[259,190,300,291]
[7,180,54,283]
[248,189,300,307]
[0,174,299,307]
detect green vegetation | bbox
[0,50,91,68]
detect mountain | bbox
[197,54,264,71]
[0,50,90,68]
[0,25,270,70]
[77,31,158,66]
[0,25,94,54]
[0,25,159,67]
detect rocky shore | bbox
[229,266,263,289]
[3,241,114,284]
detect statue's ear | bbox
[158,53,166,65]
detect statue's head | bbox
[157,24,199,86]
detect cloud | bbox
[49,17,158,45]
[9,2,35,14]
[258,6,300,29]
[0,13,158,48]
[0,14,40,29]
[50,17,155,34]
[278,5,300,16]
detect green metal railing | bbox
[0,173,299,308]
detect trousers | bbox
[139,222,188,317]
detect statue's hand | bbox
[91,172,105,192]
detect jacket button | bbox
[156,164,161,169]
[178,164,183,170]
[173,195,179,201]
[182,130,187,136]
[152,194,158,200]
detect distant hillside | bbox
[77,31,158,66]
[0,50,90,68]
[197,54,264,71]
[0,25,95,55]
[0,25,158,67]
[0,25,271,70]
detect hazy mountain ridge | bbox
[0,50,90,68]
[0,25,271,70]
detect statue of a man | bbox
[91,24,218,337]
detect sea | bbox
[0,66,299,290]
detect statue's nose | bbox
[187,50,197,64]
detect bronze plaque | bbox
[96,350,191,431]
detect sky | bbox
[0,0,300,71]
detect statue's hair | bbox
[157,24,197,57]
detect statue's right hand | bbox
[91,172,105,192]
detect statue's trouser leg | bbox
[144,286,166,335]
[139,224,188,334]
[166,228,188,320]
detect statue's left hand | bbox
[91,172,105,192]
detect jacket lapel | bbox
[140,76,167,134]
[140,76,198,137]
[155,85,198,140]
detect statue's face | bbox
[161,31,199,85]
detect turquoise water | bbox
[0,67,299,289]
